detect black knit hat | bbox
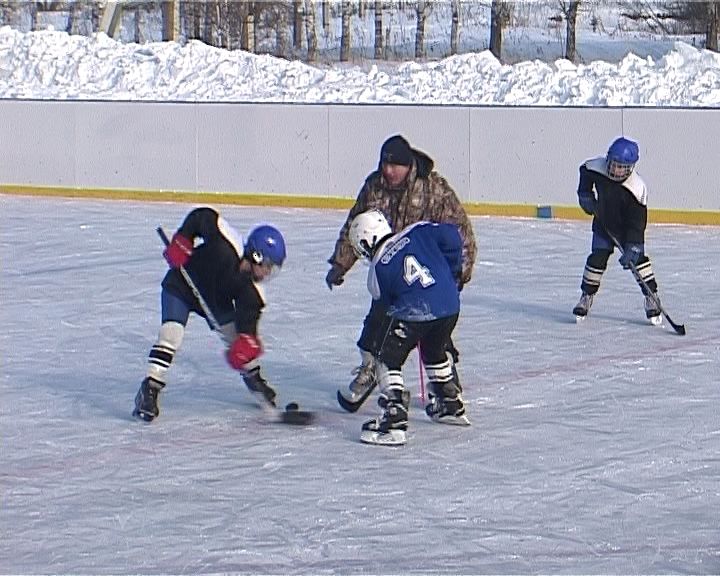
[379,135,414,167]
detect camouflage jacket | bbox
[328,150,477,285]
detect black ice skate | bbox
[243,366,277,408]
[573,292,594,322]
[425,394,471,426]
[133,377,164,422]
[360,389,409,446]
[644,293,662,326]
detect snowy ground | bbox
[2,194,719,574]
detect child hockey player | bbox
[133,206,286,422]
[573,136,664,325]
[325,134,476,412]
[348,209,470,446]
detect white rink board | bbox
[0,100,717,210]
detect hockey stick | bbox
[417,346,426,404]
[157,227,316,424]
[595,220,686,336]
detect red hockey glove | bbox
[164,233,193,268]
[226,333,263,371]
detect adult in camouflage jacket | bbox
[326,134,477,409]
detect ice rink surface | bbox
[2,195,718,574]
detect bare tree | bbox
[340,0,351,62]
[374,0,384,59]
[450,0,460,55]
[241,1,256,52]
[490,0,512,60]
[652,0,720,51]
[321,0,330,34]
[707,0,719,51]
[276,1,289,57]
[292,0,303,50]
[415,0,427,58]
[66,0,96,35]
[304,0,317,61]
[560,0,581,61]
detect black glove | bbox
[325,263,345,290]
[578,192,597,216]
[619,243,644,269]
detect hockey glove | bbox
[164,233,193,268]
[578,192,597,216]
[325,263,345,290]
[619,243,644,269]
[227,333,263,371]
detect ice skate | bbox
[133,377,164,422]
[573,292,594,322]
[360,389,408,446]
[243,366,277,408]
[425,393,471,426]
[644,293,663,326]
[337,358,378,413]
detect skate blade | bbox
[575,314,587,323]
[360,428,407,446]
[649,315,663,326]
[132,408,155,423]
[432,414,472,427]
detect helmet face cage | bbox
[607,159,635,181]
[606,137,639,181]
[349,210,392,260]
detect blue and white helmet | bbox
[606,137,639,181]
[245,224,286,268]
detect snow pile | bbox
[0,26,719,105]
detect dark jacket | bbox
[578,158,648,245]
[162,207,264,333]
[329,148,477,285]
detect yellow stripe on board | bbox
[2,184,719,226]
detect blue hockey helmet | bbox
[606,137,639,181]
[245,224,286,271]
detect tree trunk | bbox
[293,0,303,50]
[415,0,427,59]
[374,0,384,59]
[565,0,580,62]
[322,0,330,34]
[707,0,719,51]
[161,1,179,42]
[489,0,504,60]
[305,0,317,61]
[340,1,351,62]
[450,0,460,55]
[241,1,255,52]
[133,6,142,43]
[277,2,289,58]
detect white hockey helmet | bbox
[349,209,392,260]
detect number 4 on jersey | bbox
[403,255,435,287]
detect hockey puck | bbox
[285,402,299,412]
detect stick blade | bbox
[671,322,686,336]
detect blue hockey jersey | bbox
[367,221,463,321]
